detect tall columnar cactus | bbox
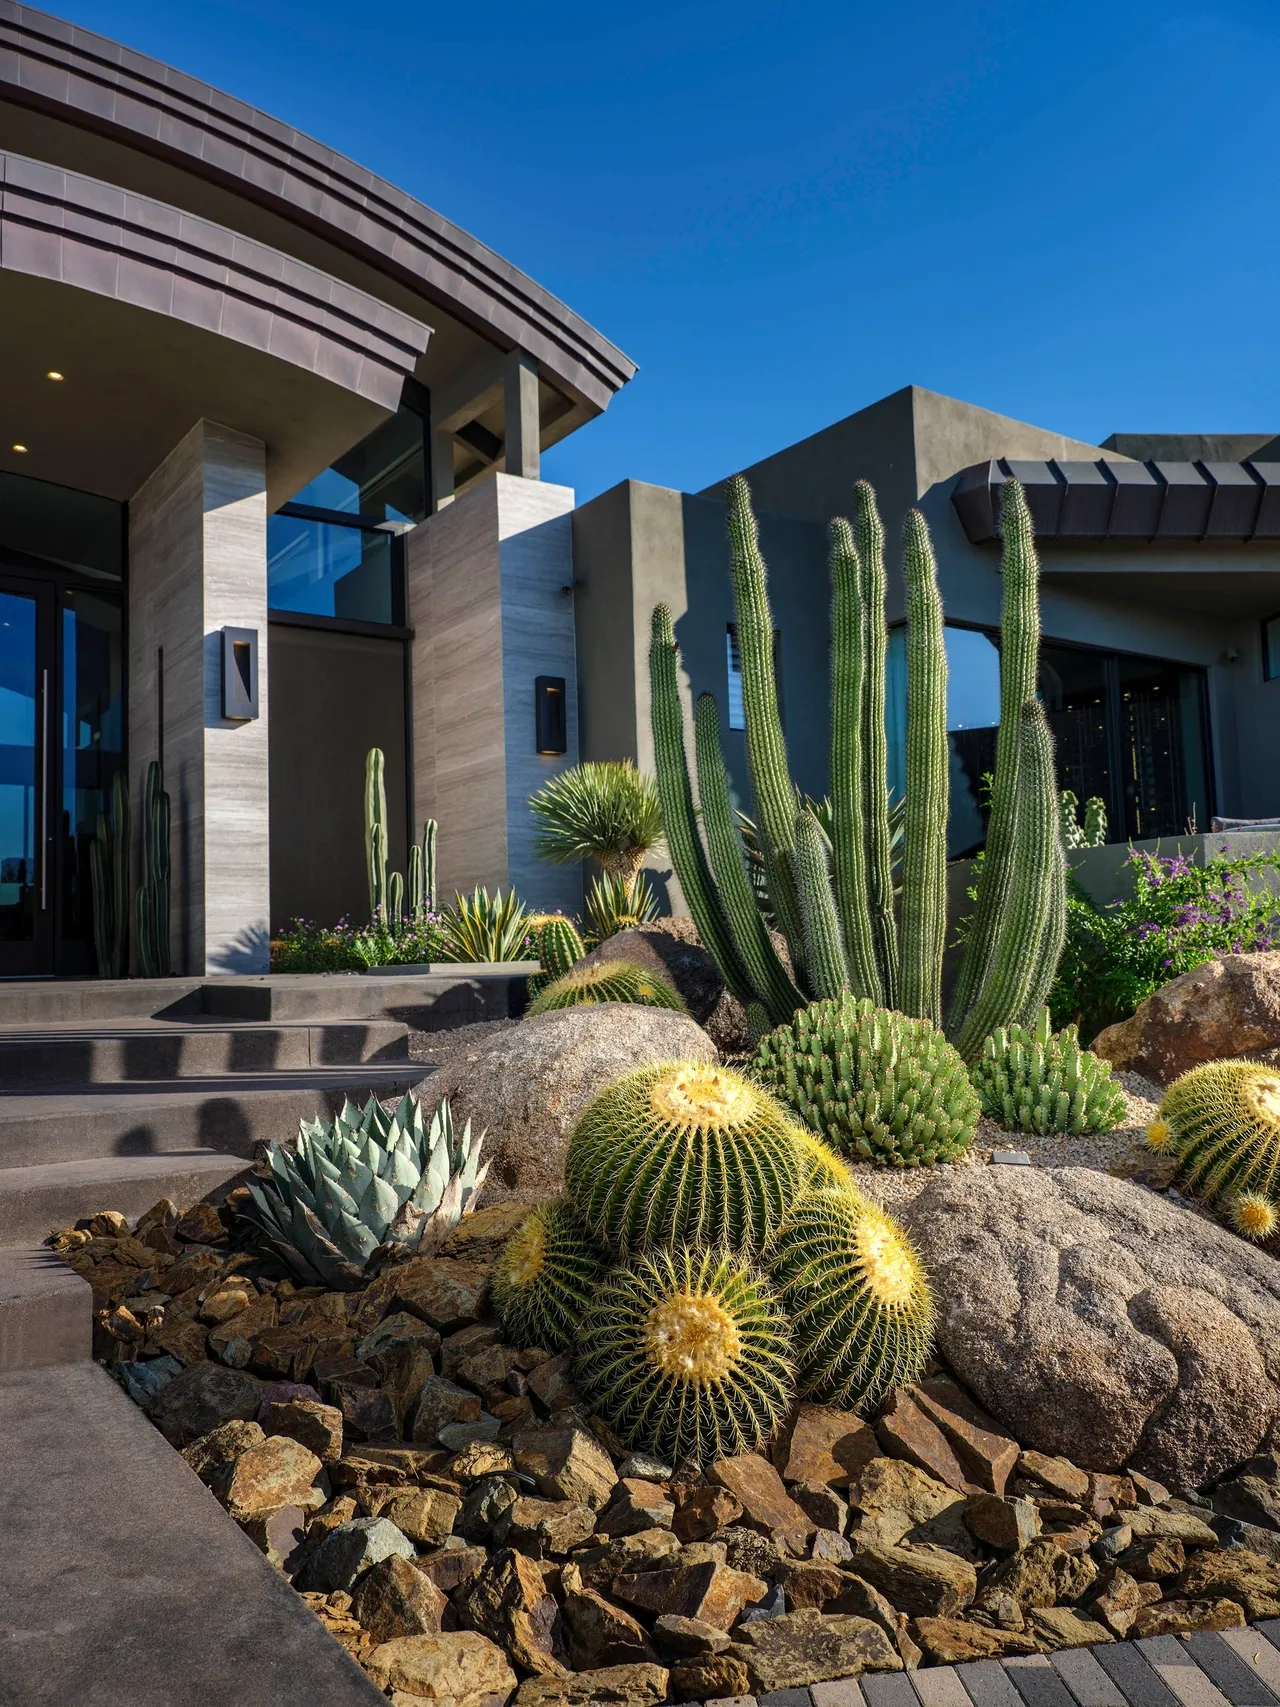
[649,476,1064,1060]
[365,747,389,925]
[135,760,170,978]
[89,770,130,978]
[422,819,438,913]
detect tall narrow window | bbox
[726,624,783,732]
[1264,614,1280,681]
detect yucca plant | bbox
[766,1185,934,1412]
[527,959,686,1016]
[530,760,663,898]
[574,1245,796,1468]
[439,885,533,963]
[973,1006,1127,1135]
[241,1092,488,1289]
[491,1201,605,1353]
[586,869,661,940]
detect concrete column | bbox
[430,428,455,509]
[128,420,270,974]
[503,352,541,480]
[405,473,579,914]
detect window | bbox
[887,624,1212,854]
[267,405,427,625]
[726,624,783,732]
[1264,614,1280,681]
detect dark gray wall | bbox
[268,624,408,933]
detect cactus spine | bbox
[135,760,170,977]
[649,476,1064,1061]
[89,770,130,978]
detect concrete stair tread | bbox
[0,1016,412,1036]
[0,1244,91,1370]
[0,1064,423,1101]
[0,1360,385,1705]
[0,1151,250,1244]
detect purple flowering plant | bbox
[1050,846,1280,1040]
[271,913,452,973]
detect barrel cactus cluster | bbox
[493,1060,935,1466]
[972,1006,1127,1136]
[1147,1059,1280,1241]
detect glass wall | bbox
[60,591,125,958]
[267,405,428,625]
[887,624,1212,852]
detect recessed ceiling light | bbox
[11,444,28,454]
[46,371,64,382]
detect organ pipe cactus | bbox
[135,760,171,978]
[241,1091,488,1288]
[89,770,130,978]
[649,476,1064,1061]
[365,747,390,926]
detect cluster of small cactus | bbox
[649,475,1065,1063]
[89,760,170,977]
[497,1058,935,1465]
[973,1007,1127,1136]
[1147,1059,1280,1241]
[527,959,685,1017]
[752,995,979,1166]
[1059,790,1108,849]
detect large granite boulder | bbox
[574,918,749,1052]
[904,1165,1280,1488]
[415,1006,716,1202]
[1093,950,1280,1086]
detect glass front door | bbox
[0,568,124,976]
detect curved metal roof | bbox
[0,2,636,412]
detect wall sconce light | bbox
[221,627,259,720]
[535,675,567,755]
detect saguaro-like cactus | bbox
[135,759,171,977]
[422,819,438,913]
[649,477,1064,1060]
[365,748,389,926]
[89,770,130,978]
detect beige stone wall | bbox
[128,420,270,974]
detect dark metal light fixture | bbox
[535,675,566,754]
[221,626,259,720]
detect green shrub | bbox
[271,915,449,972]
[573,1245,795,1467]
[752,994,979,1167]
[491,1202,605,1352]
[972,1006,1127,1135]
[527,959,685,1016]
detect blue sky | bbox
[62,0,1280,502]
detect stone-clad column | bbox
[128,420,270,974]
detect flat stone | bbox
[847,1543,976,1617]
[905,1166,1280,1489]
[417,1543,489,1594]
[979,1539,1097,1612]
[336,1384,398,1443]
[653,1613,733,1659]
[149,1362,264,1446]
[570,1527,682,1593]
[877,1389,981,1495]
[497,1495,598,1557]
[175,1202,224,1242]
[455,1546,567,1676]
[716,1526,785,1580]
[240,1503,307,1575]
[526,1352,577,1411]
[966,1493,1041,1551]
[356,1311,439,1367]
[1089,1567,1163,1636]
[776,1406,880,1489]
[364,1629,517,1706]
[811,1528,854,1563]
[613,1560,768,1630]
[1118,1535,1187,1579]
[709,1453,817,1547]
[511,1662,671,1706]
[1019,1451,1090,1502]
[381,1488,462,1547]
[792,1483,849,1534]
[295,1516,416,1593]
[514,1425,617,1511]
[910,1616,1039,1662]
[1126,1506,1220,1546]
[219,1433,322,1520]
[851,1456,966,1529]
[912,1379,1021,1496]
[1133,1598,1247,1636]
[412,1375,482,1444]
[451,1442,517,1481]
[560,1561,655,1669]
[1174,1546,1280,1618]
[392,1257,490,1333]
[1131,1471,1172,1506]
[151,1314,211,1367]
[618,1453,674,1481]
[779,1561,849,1610]
[674,1482,743,1541]
[457,1477,518,1542]
[181,1418,264,1481]
[438,1417,502,1451]
[1029,1606,1114,1648]
[1095,1526,1135,1564]
[671,1655,753,1699]
[725,1608,901,1691]
[351,1552,449,1641]
[599,1478,675,1537]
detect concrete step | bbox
[0,1360,386,1705]
[0,964,534,1027]
[0,1018,413,1087]
[0,1064,423,1168]
[0,1151,248,1245]
[0,1244,91,1371]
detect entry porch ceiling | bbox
[0,269,395,507]
[1037,562,1280,620]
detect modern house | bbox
[4,6,1279,980]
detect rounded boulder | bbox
[415,1006,716,1202]
[903,1163,1280,1489]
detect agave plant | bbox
[585,869,660,940]
[439,885,532,963]
[241,1092,488,1289]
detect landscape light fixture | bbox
[46,371,64,381]
[11,444,27,454]
[535,676,567,755]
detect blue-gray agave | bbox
[242,1091,488,1288]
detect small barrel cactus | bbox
[752,994,979,1167]
[790,1122,863,1199]
[766,1185,935,1412]
[972,1007,1128,1136]
[574,1245,795,1467]
[491,1201,604,1353]
[538,915,586,980]
[566,1061,803,1256]
[527,959,686,1016]
[1149,1059,1280,1230]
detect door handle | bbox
[40,667,48,911]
